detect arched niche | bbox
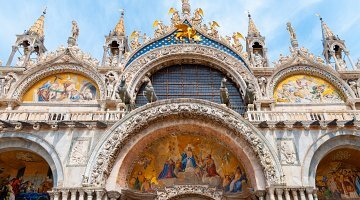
[0,133,64,187]
[84,99,282,190]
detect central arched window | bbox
[135,64,245,114]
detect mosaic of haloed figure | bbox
[126,134,249,193]
[274,74,343,104]
[23,73,98,102]
[316,148,360,200]
[0,151,53,200]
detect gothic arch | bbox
[301,131,360,187]
[122,44,261,99]
[84,99,283,188]
[10,64,106,101]
[0,133,64,187]
[267,65,355,101]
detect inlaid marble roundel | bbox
[22,73,99,102]
[274,74,344,104]
[125,133,250,194]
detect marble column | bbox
[275,188,284,200]
[284,189,291,200]
[86,190,93,200]
[79,190,85,200]
[6,46,18,66]
[54,191,60,200]
[299,188,306,200]
[95,190,104,200]
[101,45,108,67]
[291,189,299,200]
[70,189,77,200]
[255,190,266,200]
[306,188,314,200]
[268,188,275,200]
[313,189,319,200]
[62,190,69,200]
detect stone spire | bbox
[114,9,125,36]
[28,8,46,38]
[181,0,191,17]
[319,16,336,41]
[247,12,260,37]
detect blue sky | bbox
[0,0,359,66]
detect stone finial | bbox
[317,14,336,40]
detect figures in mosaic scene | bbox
[258,77,267,97]
[317,165,360,199]
[220,78,230,107]
[192,8,204,26]
[0,176,53,200]
[27,73,97,102]
[275,75,343,103]
[143,77,158,103]
[129,135,249,193]
[130,31,141,50]
[254,50,264,68]
[169,8,181,26]
[336,54,347,70]
[232,32,244,52]
[208,21,220,38]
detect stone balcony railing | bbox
[247,110,360,129]
[0,110,124,130]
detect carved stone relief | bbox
[68,137,91,166]
[277,138,298,165]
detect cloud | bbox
[0,0,359,64]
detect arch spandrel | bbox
[84,99,283,189]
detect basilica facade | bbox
[0,1,360,200]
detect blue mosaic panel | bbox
[126,21,249,71]
[136,64,246,114]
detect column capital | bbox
[275,188,284,195]
[255,190,266,197]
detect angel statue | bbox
[192,8,204,26]
[209,21,220,38]
[169,8,181,26]
[71,20,80,41]
[153,20,167,38]
[232,32,244,52]
[130,31,141,50]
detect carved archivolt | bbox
[123,44,260,99]
[156,185,222,200]
[86,99,282,187]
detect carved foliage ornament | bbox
[89,100,280,187]
[156,185,222,200]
